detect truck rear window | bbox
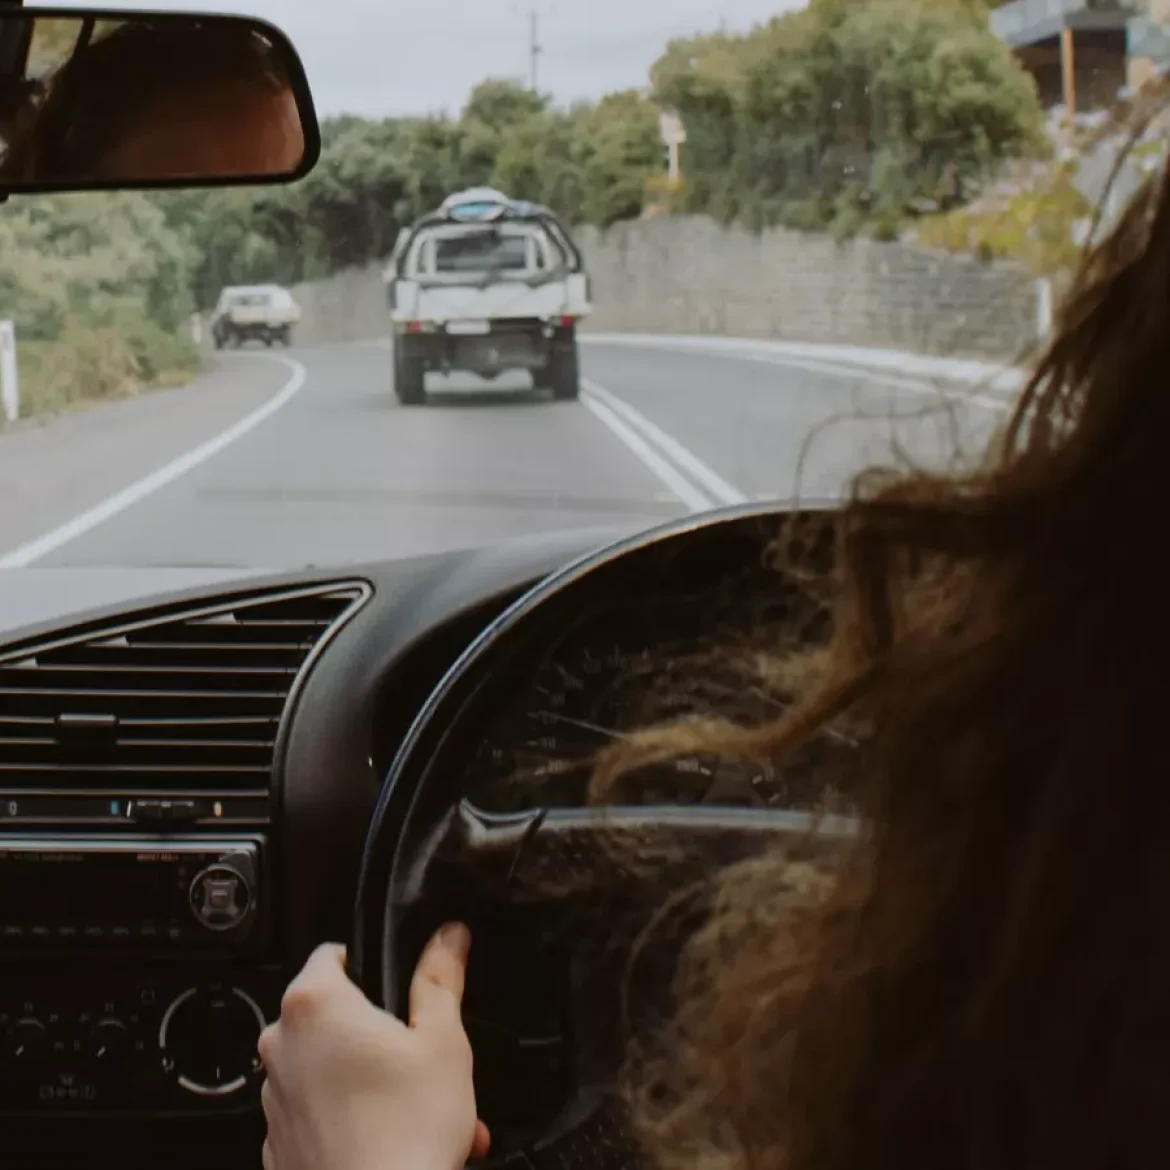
[434,231,528,274]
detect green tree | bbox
[459,79,548,185]
[579,91,664,225]
[113,1,1046,298]
[653,0,1044,231]
[0,191,192,337]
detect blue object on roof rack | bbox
[446,201,508,222]
[441,187,511,223]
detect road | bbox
[0,337,1006,571]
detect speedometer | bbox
[461,509,856,816]
[467,620,855,815]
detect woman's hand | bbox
[258,924,491,1170]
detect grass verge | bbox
[0,317,201,427]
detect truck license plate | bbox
[447,320,491,335]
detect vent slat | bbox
[0,764,272,775]
[0,738,272,750]
[0,584,365,793]
[0,686,291,699]
[7,656,301,670]
[55,641,311,659]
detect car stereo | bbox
[0,836,265,956]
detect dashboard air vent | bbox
[0,583,368,794]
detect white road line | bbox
[582,336,1012,413]
[583,333,1024,391]
[583,379,748,506]
[0,354,307,569]
[724,351,1012,414]
[580,392,714,512]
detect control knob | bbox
[159,984,265,1097]
[5,1016,47,1063]
[188,859,254,932]
[87,1017,131,1067]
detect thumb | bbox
[409,922,472,1031]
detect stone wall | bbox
[289,215,1045,363]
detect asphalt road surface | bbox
[0,337,1007,571]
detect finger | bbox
[260,1075,277,1121]
[409,922,471,1030]
[282,942,361,1022]
[296,942,349,988]
[471,1119,492,1160]
[257,1021,279,1070]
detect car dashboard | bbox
[0,503,847,1169]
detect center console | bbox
[0,833,281,1116]
[0,580,372,1166]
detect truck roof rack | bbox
[387,191,585,278]
[432,188,552,226]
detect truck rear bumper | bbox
[394,318,573,375]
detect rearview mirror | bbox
[0,8,319,194]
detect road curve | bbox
[0,337,1004,571]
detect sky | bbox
[29,0,805,117]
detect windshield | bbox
[0,0,1143,574]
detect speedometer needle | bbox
[537,711,625,739]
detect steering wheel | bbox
[350,506,856,1170]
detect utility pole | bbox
[528,8,541,93]
[1061,26,1076,121]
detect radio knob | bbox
[188,863,253,932]
[159,985,265,1097]
[5,1017,47,1063]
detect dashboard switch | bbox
[129,798,203,825]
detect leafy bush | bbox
[0,190,200,421]
[108,309,200,384]
[7,313,200,425]
[913,165,1090,273]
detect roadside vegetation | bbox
[0,0,1055,423]
[0,192,199,424]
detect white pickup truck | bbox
[384,188,591,405]
[211,284,301,349]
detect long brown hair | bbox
[598,142,1170,1170]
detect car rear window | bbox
[434,231,529,274]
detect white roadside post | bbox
[0,320,19,424]
[1036,277,1054,341]
[190,312,203,346]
